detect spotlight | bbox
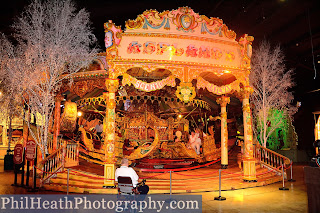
[77,111,83,117]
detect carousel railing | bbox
[65,141,79,168]
[38,138,79,187]
[47,134,64,153]
[47,134,54,153]
[38,144,65,187]
[253,142,291,174]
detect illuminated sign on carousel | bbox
[122,73,176,92]
[105,7,253,70]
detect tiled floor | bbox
[0,160,310,212]
[198,163,308,213]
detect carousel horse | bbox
[78,126,99,151]
[125,126,160,160]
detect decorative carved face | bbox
[105,32,113,49]
[181,88,192,100]
[181,15,192,29]
[176,83,196,103]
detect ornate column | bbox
[242,86,257,182]
[103,78,118,187]
[216,96,230,169]
[52,94,63,151]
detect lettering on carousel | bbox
[127,41,236,61]
[135,80,164,92]
[197,77,240,95]
[122,74,176,92]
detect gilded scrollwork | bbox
[242,104,251,113]
[188,68,204,81]
[126,10,170,30]
[238,34,254,69]
[241,86,254,100]
[221,25,237,39]
[124,7,237,40]
[126,15,145,30]
[216,96,230,107]
[67,79,106,98]
[105,79,119,93]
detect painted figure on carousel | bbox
[189,131,201,154]
[174,131,182,142]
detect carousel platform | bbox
[43,145,283,194]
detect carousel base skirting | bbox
[42,148,283,194]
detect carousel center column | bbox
[216,96,230,169]
[103,78,119,187]
[242,86,257,182]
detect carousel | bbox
[53,7,257,188]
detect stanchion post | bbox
[214,169,226,201]
[169,170,172,197]
[67,169,70,195]
[279,163,289,190]
[12,164,18,186]
[165,170,174,204]
[21,152,25,187]
[26,161,30,187]
[33,165,36,190]
[288,160,296,182]
[29,147,38,192]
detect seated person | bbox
[195,128,206,151]
[93,120,103,140]
[115,158,149,194]
[123,139,135,156]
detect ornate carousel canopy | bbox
[104,7,254,95]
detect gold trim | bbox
[124,7,236,40]
[77,95,211,110]
[110,59,245,71]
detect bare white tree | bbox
[250,41,296,148]
[0,0,98,158]
[0,33,24,151]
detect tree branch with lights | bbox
[250,41,297,149]
[0,0,98,158]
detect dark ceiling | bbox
[2,0,319,98]
[1,0,320,148]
